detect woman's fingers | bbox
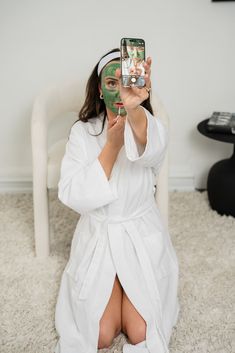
[115,68,121,79]
[144,56,152,73]
[108,115,126,129]
[144,57,152,90]
[108,116,119,129]
[144,73,151,89]
[115,67,127,95]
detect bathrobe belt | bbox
[78,199,160,303]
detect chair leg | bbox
[33,186,50,258]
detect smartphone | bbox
[120,37,145,88]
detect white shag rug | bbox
[0,191,234,353]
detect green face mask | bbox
[101,61,126,116]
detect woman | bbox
[54,48,180,353]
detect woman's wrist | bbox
[105,141,122,155]
[124,105,141,116]
[98,141,123,179]
[125,105,144,120]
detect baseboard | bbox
[0,179,33,193]
[0,175,195,193]
[169,175,195,191]
[169,167,195,191]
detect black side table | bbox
[197,119,235,217]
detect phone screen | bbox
[121,38,145,87]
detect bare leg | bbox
[98,274,123,349]
[121,290,147,345]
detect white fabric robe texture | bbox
[54,107,180,353]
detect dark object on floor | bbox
[197,119,235,217]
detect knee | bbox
[125,321,146,345]
[98,322,120,349]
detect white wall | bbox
[0,0,235,191]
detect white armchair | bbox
[31,82,169,258]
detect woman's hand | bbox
[106,115,126,151]
[115,57,152,111]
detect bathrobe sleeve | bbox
[124,106,168,175]
[58,121,118,214]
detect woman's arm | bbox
[98,142,120,179]
[125,105,147,146]
[115,57,152,146]
[58,123,119,214]
[124,107,168,175]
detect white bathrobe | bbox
[54,107,180,353]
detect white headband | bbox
[97,51,120,76]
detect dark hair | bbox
[76,48,153,136]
